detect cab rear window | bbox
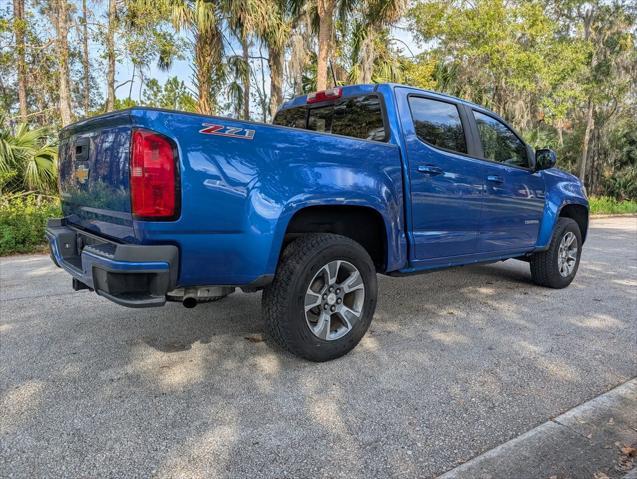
[273,107,306,128]
[273,94,386,142]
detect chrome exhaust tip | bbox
[182,296,198,308]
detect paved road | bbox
[1,217,636,478]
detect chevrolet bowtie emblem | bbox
[75,164,89,184]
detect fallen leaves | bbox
[616,442,636,472]
[620,445,636,457]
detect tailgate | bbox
[58,111,135,242]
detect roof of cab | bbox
[278,83,486,112]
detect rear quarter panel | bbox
[130,109,406,286]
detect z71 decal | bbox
[199,123,255,140]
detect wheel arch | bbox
[536,199,589,249]
[559,203,589,243]
[274,204,395,273]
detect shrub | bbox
[589,196,637,215]
[0,194,61,255]
[0,120,58,194]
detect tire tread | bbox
[530,217,581,288]
[262,233,375,361]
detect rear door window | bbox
[273,94,386,142]
[408,97,467,154]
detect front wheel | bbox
[530,217,582,288]
[262,233,378,362]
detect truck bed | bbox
[56,105,405,288]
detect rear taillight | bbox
[130,129,178,220]
[307,87,342,104]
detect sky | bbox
[111,20,422,114]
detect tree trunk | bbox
[106,0,116,112]
[138,69,144,102]
[194,28,220,115]
[128,63,136,100]
[242,36,250,120]
[55,0,73,126]
[316,0,335,91]
[358,29,376,84]
[258,43,268,122]
[268,45,284,119]
[13,0,28,122]
[81,0,90,115]
[579,97,594,184]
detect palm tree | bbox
[262,1,291,118]
[158,0,225,115]
[225,0,296,119]
[316,0,359,90]
[314,0,404,90]
[354,0,405,83]
[316,0,337,91]
[0,120,58,193]
[224,0,271,120]
[225,54,249,118]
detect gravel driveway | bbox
[1,217,636,478]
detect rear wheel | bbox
[262,233,377,362]
[530,217,582,288]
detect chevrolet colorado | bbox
[46,83,589,361]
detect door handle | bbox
[418,165,444,176]
[487,175,504,184]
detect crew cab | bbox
[46,84,589,361]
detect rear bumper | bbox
[45,218,178,307]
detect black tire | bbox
[262,233,378,362]
[530,217,582,288]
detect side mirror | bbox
[535,148,557,171]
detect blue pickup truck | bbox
[46,83,588,361]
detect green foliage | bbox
[408,0,577,123]
[601,167,637,201]
[2,0,635,203]
[143,77,196,112]
[112,98,139,110]
[0,119,58,194]
[406,0,636,199]
[397,55,437,90]
[589,196,637,216]
[0,193,61,255]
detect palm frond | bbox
[0,121,58,193]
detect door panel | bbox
[480,164,545,251]
[470,109,545,251]
[396,90,485,261]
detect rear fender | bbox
[263,189,407,275]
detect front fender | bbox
[536,170,589,249]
